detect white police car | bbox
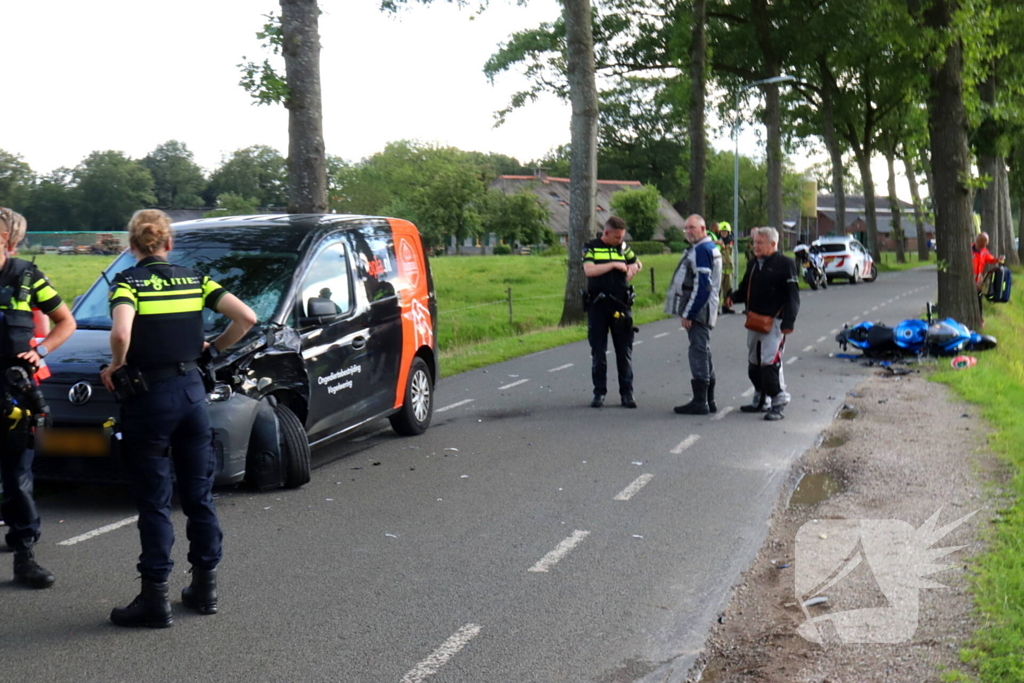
[813,235,877,284]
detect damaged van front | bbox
[34,215,438,490]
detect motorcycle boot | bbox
[707,380,717,413]
[761,364,787,421]
[674,379,709,415]
[110,579,173,628]
[13,549,55,589]
[740,363,768,413]
[182,568,218,615]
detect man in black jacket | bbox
[725,227,800,421]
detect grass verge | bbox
[932,280,1024,682]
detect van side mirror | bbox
[306,297,341,319]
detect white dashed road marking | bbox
[548,364,574,373]
[861,309,870,316]
[614,474,654,501]
[871,306,879,311]
[712,406,734,421]
[742,387,755,398]
[58,516,139,546]
[653,332,670,339]
[802,345,813,353]
[400,624,482,683]
[829,328,839,335]
[852,316,861,322]
[498,379,530,390]
[634,341,643,345]
[786,356,798,365]
[528,530,590,573]
[671,434,700,454]
[816,335,827,343]
[436,399,475,413]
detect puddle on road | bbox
[820,433,848,448]
[789,472,842,507]
[836,405,859,420]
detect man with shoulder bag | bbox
[725,227,800,421]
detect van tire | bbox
[849,266,860,285]
[276,403,311,488]
[390,357,433,436]
[864,264,878,282]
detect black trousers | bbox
[121,369,222,582]
[0,414,39,551]
[588,301,634,396]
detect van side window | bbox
[351,227,398,302]
[299,241,353,322]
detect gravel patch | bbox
[690,371,1008,682]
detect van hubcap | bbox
[411,370,431,422]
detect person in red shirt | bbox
[972,232,1001,322]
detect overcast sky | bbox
[4,1,907,199]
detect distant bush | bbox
[668,241,687,253]
[536,244,567,257]
[663,226,685,243]
[493,244,513,255]
[628,241,667,255]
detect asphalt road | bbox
[1,266,937,683]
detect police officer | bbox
[101,209,256,627]
[583,216,642,408]
[715,222,736,314]
[0,207,76,588]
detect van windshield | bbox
[73,226,304,333]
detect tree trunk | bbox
[978,154,998,251]
[999,157,1019,265]
[280,0,327,213]
[923,23,978,328]
[819,57,846,232]
[886,150,906,263]
[687,0,707,217]
[903,149,930,262]
[560,0,598,327]
[854,149,881,264]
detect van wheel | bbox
[390,357,433,436]
[276,403,311,488]
[849,266,860,285]
[864,264,878,282]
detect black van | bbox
[33,214,438,489]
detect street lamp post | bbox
[732,75,797,277]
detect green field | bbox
[32,254,119,303]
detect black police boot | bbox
[590,394,605,408]
[182,568,218,615]
[761,364,786,422]
[110,579,173,628]
[740,363,767,413]
[707,380,718,414]
[674,380,709,415]
[620,393,637,409]
[13,549,55,589]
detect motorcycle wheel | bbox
[805,270,818,291]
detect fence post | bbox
[650,266,655,294]
[506,287,513,327]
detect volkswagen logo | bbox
[69,382,93,406]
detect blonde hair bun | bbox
[128,209,172,255]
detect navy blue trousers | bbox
[0,416,39,551]
[588,302,634,396]
[121,369,222,582]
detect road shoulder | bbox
[691,370,1006,682]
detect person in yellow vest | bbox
[102,209,256,627]
[0,207,77,588]
[715,222,736,314]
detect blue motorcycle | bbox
[835,304,997,358]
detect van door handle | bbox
[350,336,367,350]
